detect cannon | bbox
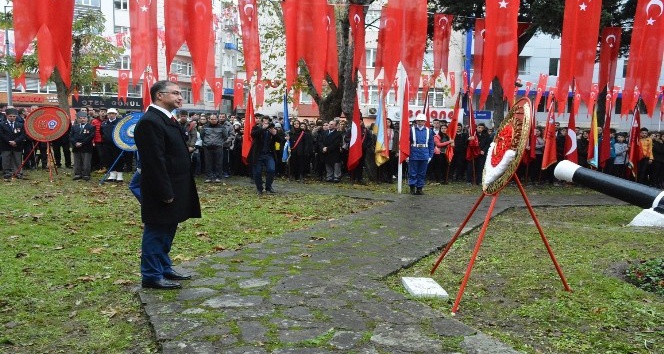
[554,160,664,227]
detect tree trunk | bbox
[490,77,505,126]
[53,68,72,119]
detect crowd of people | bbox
[2,103,663,191]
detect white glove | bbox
[428,158,432,164]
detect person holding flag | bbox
[408,114,434,195]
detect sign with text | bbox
[72,95,143,110]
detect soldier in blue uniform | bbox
[409,114,435,195]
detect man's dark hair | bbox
[640,127,649,132]
[150,80,175,102]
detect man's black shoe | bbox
[73,175,81,180]
[415,188,424,195]
[163,271,192,280]
[141,278,181,290]
[410,185,416,195]
[265,188,276,193]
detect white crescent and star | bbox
[646,0,664,24]
[566,129,577,155]
[579,2,587,11]
[243,3,254,21]
[605,34,617,47]
[438,16,449,30]
[499,0,508,8]
[349,121,359,147]
[353,14,361,25]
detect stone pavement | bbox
[138,182,620,353]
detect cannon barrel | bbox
[554,160,664,213]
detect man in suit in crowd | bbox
[0,108,26,179]
[70,110,95,181]
[134,80,201,290]
[322,119,343,182]
[250,116,281,195]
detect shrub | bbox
[625,258,664,296]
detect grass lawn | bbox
[389,205,664,354]
[0,170,381,353]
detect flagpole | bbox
[397,63,407,194]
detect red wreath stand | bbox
[430,174,572,314]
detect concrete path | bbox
[138,182,620,353]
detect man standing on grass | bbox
[134,80,201,290]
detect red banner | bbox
[118,70,130,103]
[142,72,155,110]
[13,0,74,87]
[541,103,558,170]
[325,5,339,87]
[191,76,202,105]
[564,93,579,163]
[471,18,485,90]
[445,93,461,162]
[399,79,410,163]
[533,73,548,114]
[628,110,642,177]
[14,72,26,90]
[598,27,622,91]
[242,94,255,165]
[433,14,453,79]
[255,80,265,107]
[349,4,366,83]
[168,73,178,83]
[481,0,519,108]
[233,79,245,109]
[348,96,363,171]
[448,72,456,95]
[213,78,223,108]
[623,0,664,116]
[401,0,428,97]
[239,0,261,80]
[282,0,328,94]
[129,0,159,85]
[557,0,602,112]
[375,0,404,93]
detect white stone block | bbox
[401,277,449,299]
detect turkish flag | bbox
[471,18,485,90]
[399,78,410,164]
[401,0,428,97]
[13,0,74,87]
[191,76,203,105]
[129,0,159,85]
[445,93,461,162]
[164,0,212,84]
[282,0,328,94]
[212,78,223,109]
[623,0,664,116]
[375,0,404,93]
[524,81,532,97]
[168,73,178,83]
[115,33,125,47]
[255,80,265,107]
[239,0,261,80]
[564,94,579,163]
[598,27,622,91]
[481,0,519,108]
[533,74,548,115]
[433,14,453,79]
[448,72,456,95]
[206,28,217,87]
[118,70,130,103]
[142,72,155,110]
[557,0,602,112]
[347,96,363,171]
[628,109,642,178]
[242,94,255,165]
[541,106,558,170]
[349,4,366,82]
[466,101,481,161]
[234,79,245,109]
[325,5,339,87]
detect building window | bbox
[170,60,193,76]
[114,0,128,10]
[115,55,130,70]
[114,26,129,34]
[622,60,628,78]
[518,56,530,75]
[181,88,192,104]
[205,87,214,102]
[128,84,142,98]
[365,48,376,68]
[549,58,559,76]
[76,0,101,6]
[300,91,314,104]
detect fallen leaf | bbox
[77,275,96,282]
[89,248,104,254]
[113,279,133,285]
[53,246,64,250]
[69,311,77,319]
[101,308,117,318]
[300,253,311,258]
[213,245,226,251]
[230,259,243,263]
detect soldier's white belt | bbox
[412,144,427,148]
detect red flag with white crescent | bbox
[564,93,579,163]
[557,0,602,112]
[448,72,456,95]
[234,79,245,109]
[433,14,453,79]
[191,75,202,105]
[239,0,261,80]
[325,5,339,87]
[142,72,154,110]
[445,93,461,162]
[623,0,664,116]
[598,27,622,91]
[375,0,404,93]
[255,80,265,107]
[206,28,217,87]
[118,70,130,103]
[524,81,533,97]
[349,4,366,82]
[168,73,178,83]
[214,78,224,108]
[471,18,485,90]
[401,0,428,97]
[482,0,519,107]
[242,94,255,165]
[129,0,159,85]
[541,103,558,170]
[347,96,363,171]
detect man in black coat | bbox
[250,116,280,194]
[0,108,26,179]
[69,110,95,180]
[134,80,201,290]
[322,119,343,182]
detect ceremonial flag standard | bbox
[282,92,291,133]
[234,79,245,109]
[213,78,224,108]
[622,0,664,116]
[564,94,579,163]
[255,80,265,107]
[541,102,558,170]
[374,89,390,167]
[557,0,602,112]
[238,0,261,80]
[399,78,411,163]
[588,106,599,168]
[598,27,622,91]
[481,0,519,107]
[129,0,160,84]
[347,96,363,171]
[599,92,613,169]
[349,4,366,82]
[445,93,461,162]
[325,5,339,87]
[242,94,255,165]
[465,100,481,161]
[433,14,453,79]
[627,110,642,178]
